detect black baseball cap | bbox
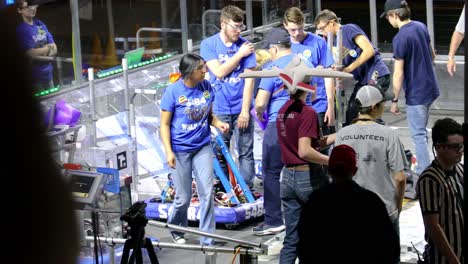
[380,0,408,18]
[261,28,290,49]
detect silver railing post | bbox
[70,0,83,84]
[334,30,346,130]
[369,0,378,47]
[180,0,189,53]
[88,67,97,147]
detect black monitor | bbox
[67,170,107,209]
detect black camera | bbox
[120,201,148,228]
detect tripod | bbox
[120,202,159,264]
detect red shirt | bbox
[276,99,320,166]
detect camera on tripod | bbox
[121,201,148,233]
[120,201,159,264]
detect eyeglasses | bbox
[317,20,332,31]
[439,143,464,152]
[225,23,246,31]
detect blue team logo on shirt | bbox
[349,49,357,58]
[302,49,312,59]
[184,97,208,122]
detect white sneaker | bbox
[253,224,286,236]
[172,235,186,244]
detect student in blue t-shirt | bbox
[15,0,57,91]
[381,0,440,175]
[315,9,391,126]
[200,5,256,188]
[160,54,229,246]
[283,7,336,136]
[251,28,296,238]
[254,27,328,264]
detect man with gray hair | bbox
[335,85,407,259]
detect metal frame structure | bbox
[66,0,441,85]
[85,220,268,264]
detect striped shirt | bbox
[416,160,464,264]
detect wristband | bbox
[391,98,398,103]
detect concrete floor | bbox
[139,108,464,264]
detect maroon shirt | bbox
[276,99,320,166]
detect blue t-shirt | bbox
[341,24,390,85]
[258,54,296,123]
[16,19,54,84]
[291,32,334,113]
[392,21,439,105]
[200,33,257,115]
[160,79,214,152]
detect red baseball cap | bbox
[328,144,357,175]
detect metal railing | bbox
[32,56,73,86]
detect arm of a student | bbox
[47,43,58,56]
[254,87,271,122]
[447,31,464,76]
[323,77,335,126]
[298,137,329,165]
[25,46,51,57]
[160,110,176,169]
[205,42,254,79]
[390,59,404,115]
[238,68,255,129]
[423,214,461,264]
[392,170,406,213]
[320,133,336,148]
[343,35,375,73]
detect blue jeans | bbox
[214,113,255,187]
[168,145,215,245]
[406,103,431,174]
[262,122,284,227]
[279,165,329,264]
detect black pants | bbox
[345,74,391,126]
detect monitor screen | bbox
[67,170,106,207]
[71,174,96,197]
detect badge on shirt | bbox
[302,49,312,59]
[178,95,188,104]
[349,49,357,58]
[203,90,211,100]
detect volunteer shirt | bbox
[200,33,256,115]
[16,19,54,84]
[291,32,334,112]
[335,122,406,220]
[160,79,214,152]
[258,53,296,123]
[392,21,439,105]
[277,99,319,166]
[341,24,390,85]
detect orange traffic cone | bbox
[102,35,119,68]
[89,33,103,68]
